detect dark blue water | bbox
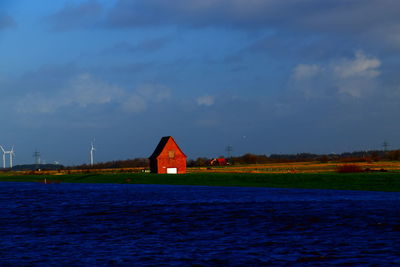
[0,182,400,266]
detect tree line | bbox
[72,158,149,170]
[70,149,400,169]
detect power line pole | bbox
[33,150,41,170]
[226,145,233,158]
[383,141,389,152]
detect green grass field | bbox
[1,172,400,192]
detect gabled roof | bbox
[149,136,187,159]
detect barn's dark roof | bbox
[149,136,187,159]
[149,136,171,159]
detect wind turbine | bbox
[90,139,96,166]
[9,147,15,168]
[0,146,6,168]
[0,146,15,168]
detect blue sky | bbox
[1,0,400,165]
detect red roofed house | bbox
[149,136,187,174]
[210,158,227,166]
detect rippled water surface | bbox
[1,182,400,266]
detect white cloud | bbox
[65,73,123,107]
[290,51,382,99]
[121,84,171,112]
[120,94,147,113]
[17,92,59,114]
[292,64,322,81]
[333,51,381,98]
[196,95,215,106]
[17,73,122,113]
[16,74,171,114]
[333,51,381,79]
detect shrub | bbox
[318,155,330,163]
[387,150,400,161]
[336,164,364,173]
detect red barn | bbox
[210,158,227,166]
[149,136,187,174]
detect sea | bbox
[0,182,399,266]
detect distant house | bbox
[210,158,227,166]
[149,136,187,174]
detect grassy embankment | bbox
[1,172,400,192]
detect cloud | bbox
[46,0,103,31]
[16,73,123,113]
[120,95,147,113]
[290,51,381,98]
[121,84,171,112]
[16,73,171,114]
[41,0,400,53]
[65,73,123,107]
[333,51,381,98]
[196,95,215,107]
[102,0,400,54]
[333,51,381,79]
[0,14,16,30]
[104,0,399,31]
[105,0,282,29]
[292,64,322,81]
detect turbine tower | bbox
[33,150,41,165]
[0,146,6,168]
[90,140,96,166]
[9,147,15,168]
[0,146,15,168]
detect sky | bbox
[1,0,400,165]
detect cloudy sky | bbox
[1,0,400,165]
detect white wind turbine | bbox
[0,146,15,168]
[90,139,96,166]
[0,146,6,168]
[9,147,15,168]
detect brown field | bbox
[187,161,400,174]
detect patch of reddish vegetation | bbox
[336,164,364,173]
